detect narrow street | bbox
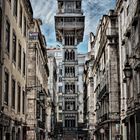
[0,0,140,140]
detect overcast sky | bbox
[30,0,116,53]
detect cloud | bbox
[83,0,115,35]
[30,0,116,52]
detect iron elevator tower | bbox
[55,0,85,139]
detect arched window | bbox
[71,50,75,60]
[73,84,75,93]
[65,49,68,60]
[68,50,70,60]
[70,50,72,60]
[68,67,70,75]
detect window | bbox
[24,17,26,36]
[11,78,16,109]
[23,52,25,75]
[127,5,129,16]
[71,50,75,60]
[65,49,69,60]
[76,1,81,9]
[59,113,62,120]
[5,20,10,52]
[18,43,21,69]
[66,2,73,12]
[59,69,62,75]
[12,32,17,62]
[19,5,22,28]
[58,96,62,102]
[17,84,21,113]
[4,71,9,105]
[22,90,25,114]
[77,85,79,92]
[13,0,18,17]
[59,86,62,93]
[59,77,62,82]
[65,119,75,127]
[65,36,75,45]
[59,104,62,110]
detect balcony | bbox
[62,60,78,65]
[64,9,83,14]
[98,112,119,124]
[62,76,78,81]
[65,90,75,94]
[63,94,77,97]
[63,127,77,131]
[56,22,84,29]
[63,110,77,114]
[57,9,83,14]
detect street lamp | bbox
[123,61,132,79]
[123,55,140,79]
[96,101,101,110]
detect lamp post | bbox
[123,55,140,140]
[96,102,100,110]
[123,56,133,101]
[123,61,132,79]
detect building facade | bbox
[47,47,63,127]
[84,10,120,140]
[47,53,57,139]
[0,0,33,139]
[83,33,95,140]
[26,19,49,140]
[116,0,140,139]
[55,0,85,139]
[77,54,86,125]
[47,47,64,139]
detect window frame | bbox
[11,78,16,109]
[5,19,11,53]
[12,31,17,63]
[19,4,22,29]
[17,84,21,113]
[13,0,18,18]
[18,42,22,69]
[4,71,9,105]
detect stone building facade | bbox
[116,0,140,139]
[47,47,63,126]
[47,53,57,139]
[83,33,95,140]
[77,54,86,124]
[84,10,120,140]
[26,19,49,140]
[0,0,33,139]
